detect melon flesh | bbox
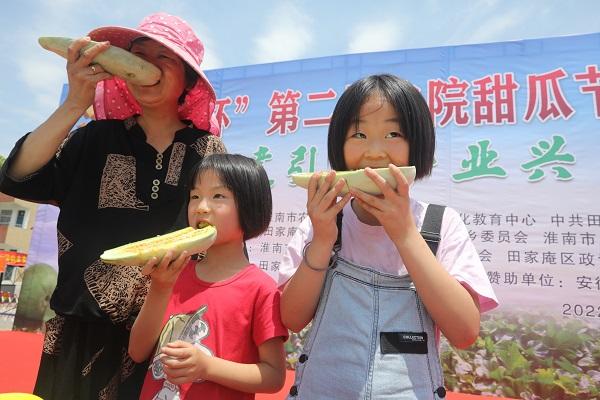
[291,166,416,195]
[100,226,217,266]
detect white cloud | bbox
[183,17,223,70]
[443,3,540,46]
[468,7,529,42]
[253,1,314,64]
[18,56,66,108]
[347,20,403,54]
[201,47,223,71]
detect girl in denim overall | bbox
[279,74,499,399]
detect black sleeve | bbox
[0,126,90,206]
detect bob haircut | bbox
[186,153,272,241]
[327,74,436,180]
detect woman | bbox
[0,12,225,400]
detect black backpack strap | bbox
[333,211,343,253]
[421,204,446,256]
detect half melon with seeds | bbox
[291,166,416,195]
[100,225,217,266]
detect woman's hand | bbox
[64,37,112,112]
[160,340,212,384]
[307,171,351,247]
[141,250,190,290]
[350,164,416,241]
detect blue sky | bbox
[1,0,599,157]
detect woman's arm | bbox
[9,38,110,179]
[161,337,287,393]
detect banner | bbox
[209,34,600,319]
[22,33,600,397]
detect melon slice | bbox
[38,36,162,86]
[100,226,217,266]
[291,166,416,195]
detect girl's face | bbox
[343,95,410,170]
[126,39,186,109]
[187,170,244,245]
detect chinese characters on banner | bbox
[203,34,600,327]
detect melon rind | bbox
[290,166,416,195]
[38,36,162,86]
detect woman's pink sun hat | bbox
[89,12,220,136]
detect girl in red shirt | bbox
[130,153,288,399]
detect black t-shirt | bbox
[0,118,226,323]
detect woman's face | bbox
[126,39,187,110]
[343,95,410,171]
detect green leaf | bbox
[555,356,581,375]
[497,342,530,375]
[533,368,555,385]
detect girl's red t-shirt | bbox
[139,261,288,400]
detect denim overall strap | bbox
[288,256,446,399]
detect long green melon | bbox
[100,226,217,266]
[38,36,162,86]
[291,166,416,195]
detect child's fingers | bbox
[141,257,159,276]
[364,167,396,197]
[353,195,381,217]
[389,164,410,195]
[331,192,352,214]
[161,347,187,360]
[350,188,383,213]
[161,355,188,369]
[160,345,184,358]
[164,251,189,273]
[165,340,189,348]
[313,171,336,201]
[318,178,347,211]
[156,250,175,270]
[160,340,193,357]
[306,172,321,203]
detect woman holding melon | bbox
[0,12,225,400]
[279,74,499,399]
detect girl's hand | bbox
[64,37,112,112]
[160,340,212,384]
[350,164,416,241]
[141,250,190,290]
[307,171,351,247]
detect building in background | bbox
[0,193,37,298]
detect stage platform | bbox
[0,331,514,399]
